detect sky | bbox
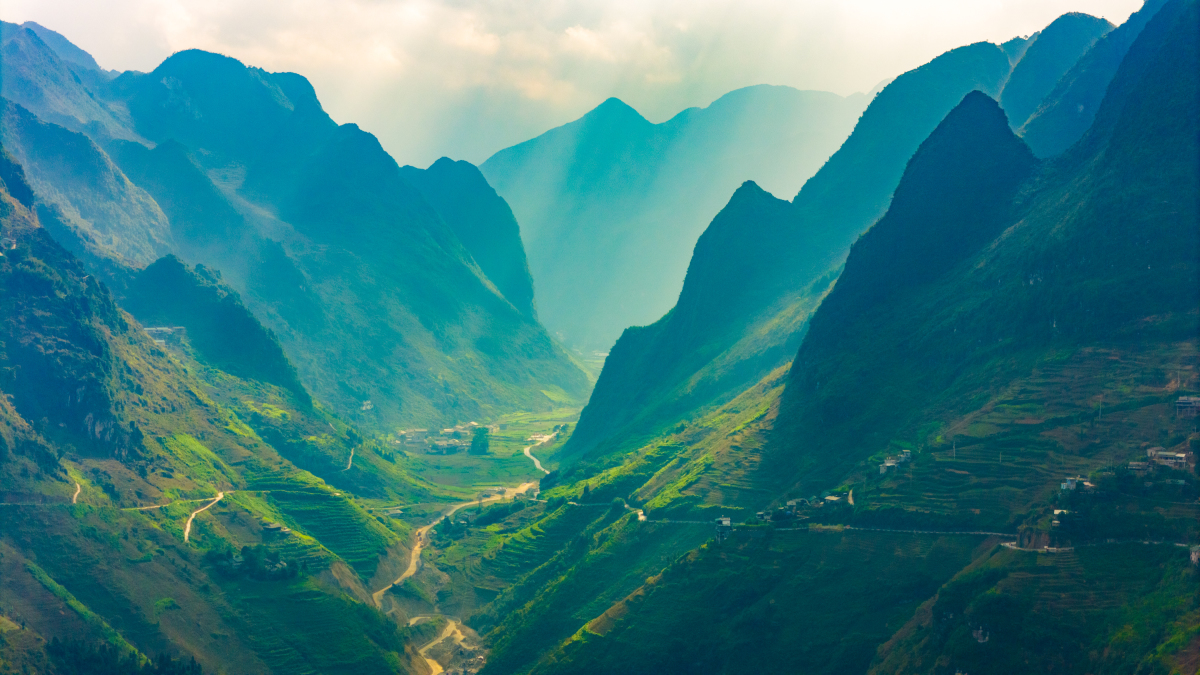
[4,0,1143,167]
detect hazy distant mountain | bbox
[104,49,589,426]
[0,22,133,142]
[400,158,537,319]
[999,12,1114,129]
[566,39,1021,458]
[1020,0,1171,156]
[481,85,868,351]
[3,37,588,427]
[0,98,172,266]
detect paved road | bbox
[371,482,538,607]
[183,492,225,542]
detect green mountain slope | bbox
[566,24,1083,461]
[468,2,1198,672]
[9,44,589,429]
[400,157,537,319]
[481,86,868,350]
[998,12,1113,129]
[0,148,453,673]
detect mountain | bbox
[0,143,474,673]
[0,22,132,142]
[482,2,1198,673]
[566,34,1041,459]
[6,44,589,429]
[399,157,537,319]
[998,12,1114,129]
[481,85,869,350]
[1019,0,1171,156]
[0,98,172,267]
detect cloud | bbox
[3,0,1142,165]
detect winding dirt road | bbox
[343,447,354,471]
[418,619,466,675]
[371,482,538,608]
[183,492,225,542]
[71,483,80,504]
[523,433,556,475]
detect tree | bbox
[469,427,490,455]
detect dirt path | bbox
[183,492,225,542]
[523,433,555,475]
[418,619,466,674]
[72,483,80,504]
[372,482,537,608]
[343,447,354,471]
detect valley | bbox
[0,1,1198,674]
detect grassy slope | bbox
[0,175,442,672]
[460,3,1200,672]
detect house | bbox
[1146,447,1164,459]
[1061,477,1078,491]
[824,495,841,503]
[715,516,732,543]
[1177,396,1200,418]
[901,449,912,462]
[1127,461,1149,472]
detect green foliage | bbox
[123,255,310,405]
[46,638,201,675]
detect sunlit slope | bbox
[400,157,538,319]
[482,86,868,350]
[0,160,444,672]
[93,49,589,427]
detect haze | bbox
[3,0,1141,166]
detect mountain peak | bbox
[580,97,651,128]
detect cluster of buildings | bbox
[395,422,502,454]
[261,521,292,538]
[879,448,912,475]
[1128,446,1194,473]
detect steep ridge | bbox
[0,23,132,142]
[566,34,1045,460]
[1020,0,1171,156]
[482,86,868,350]
[22,46,589,428]
[0,147,438,673]
[0,98,172,267]
[776,0,1198,495]
[399,157,537,319]
[123,255,310,405]
[998,12,1114,129]
[499,3,1199,672]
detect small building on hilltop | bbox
[1176,396,1199,418]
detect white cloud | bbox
[3,0,1143,165]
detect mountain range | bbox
[481,86,869,351]
[0,1,1196,673]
